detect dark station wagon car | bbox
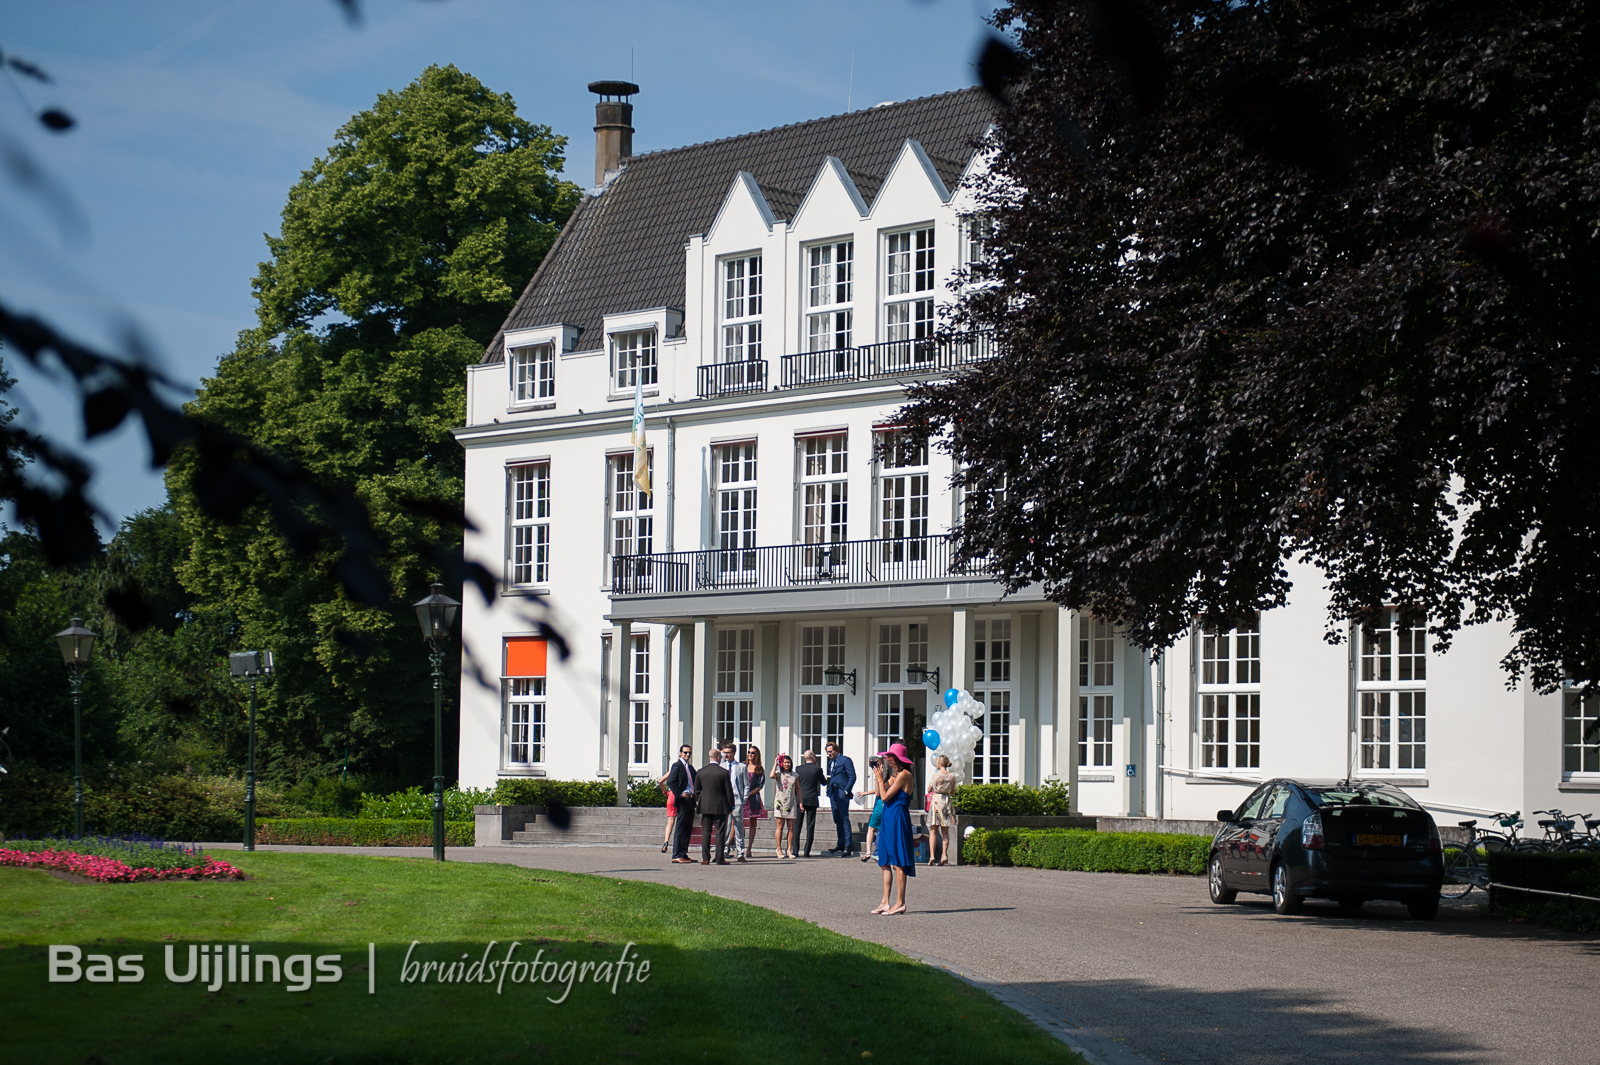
[1208,779,1445,919]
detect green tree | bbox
[906,0,1600,688]
[168,66,579,782]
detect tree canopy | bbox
[163,66,579,779]
[904,0,1600,689]
[253,63,579,344]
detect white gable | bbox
[790,156,869,231]
[871,139,953,217]
[706,171,778,245]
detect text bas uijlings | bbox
[49,944,342,992]
[401,941,649,1003]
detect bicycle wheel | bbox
[1514,839,1550,853]
[1440,844,1478,899]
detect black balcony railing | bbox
[611,534,992,596]
[696,358,768,398]
[780,331,994,389]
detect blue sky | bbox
[0,0,997,530]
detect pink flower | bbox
[0,848,245,882]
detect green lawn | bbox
[1,852,1083,1065]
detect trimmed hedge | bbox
[254,818,473,847]
[963,828,1208,875]
[491,778,620,807]
[359,786,496,821]
[628,777,668,807]
[1486,850,1600,896]
[951,781,1071,816]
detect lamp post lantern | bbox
[228,650,275,851]
[413,582,459,862]
[55,618,97,837]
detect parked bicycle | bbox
[1528,809,1598,852]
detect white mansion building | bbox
[453,82,1599,824]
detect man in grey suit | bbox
[720,740,749,862]
[794,749,826,857]
[696,748,734,865]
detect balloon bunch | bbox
[920,688,985,786]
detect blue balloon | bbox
[922,728,941,752]
[944,688,960,707]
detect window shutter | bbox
[505,637,547,678]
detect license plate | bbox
[1354,833,1402,846]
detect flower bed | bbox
[0,847,245,882]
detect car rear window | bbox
[1303,787,1417,810]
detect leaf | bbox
[38,109,74,132]
[83,387,131,438]
[6,55,53,83]
[977,35,1028,108]
[104,581,156,633]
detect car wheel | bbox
[1407,894,1440,920]
[1209,855,1237,904]
[1271,862,1303,915]
[1337,897,1364,913]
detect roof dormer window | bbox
[611,329,658,393]
[510,343,555,406]
[722,254,762,364]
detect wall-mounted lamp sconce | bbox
[906,665,941,689]
[823,667,857,696]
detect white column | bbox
[610,620,631,807]
[1062,607,1079,814]
[1018,611,1039,786]
[691,617,714,757]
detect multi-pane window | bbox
[1358,609,1426,772]
[806,240,854,355]
[885,227,935,356]
[509,462,550,586]
[608,452,653,580]
[878,624,903,684]
[632,634,650,695]
[800,433,849,567]
[1077,615,1117,769]
[722,254,762,364]
[1198,614,1262,771]
[973,618,1013,783]
[877,432,929,562]
[632,700,650,767]
[715,627,755,749]
[963,216,993,268]
[876,691,902,748]
[611,329,658,392]
[1078,694,1113,768]
[799,624,847,755]
[511,344,555,403]
[630,633,651,768]
[508,678,545,766]
[1079,616,1116,688]
[716,442,758,576]
[1565,692,1600,775]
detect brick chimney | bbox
[588,80,638,186]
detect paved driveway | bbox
[220,844,1600,1064]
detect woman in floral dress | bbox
[927,754,957,865]
[770,753,799,858]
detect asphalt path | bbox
[213,843,1600,1065]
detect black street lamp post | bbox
[55,618,97,837]
[413,582,459,862]
[228,650,275,851]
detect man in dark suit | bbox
[664,743,697,863]
[695,747,735,865]
[794,749,826,857]
[824,740,857,855]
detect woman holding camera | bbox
[871,743,917,915]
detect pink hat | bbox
[877,742,914,766]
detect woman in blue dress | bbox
[871,742,917,915]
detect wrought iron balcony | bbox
[780,331,994,390]
[696,358,768,398]
[610,534,992,596]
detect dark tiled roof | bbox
[483,87,995,363]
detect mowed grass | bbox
[1,853,1083,1065]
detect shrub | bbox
[491,779,619,807]
[628,777,667,807]
[1037,780,1071,816]
[952,783,1045,816]
[359,786,496,821]
[286,776,369,817]
[963,828,1208,875]
[254,818,474,847]
[1485,850,1600,897]
[0,764,242,841]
